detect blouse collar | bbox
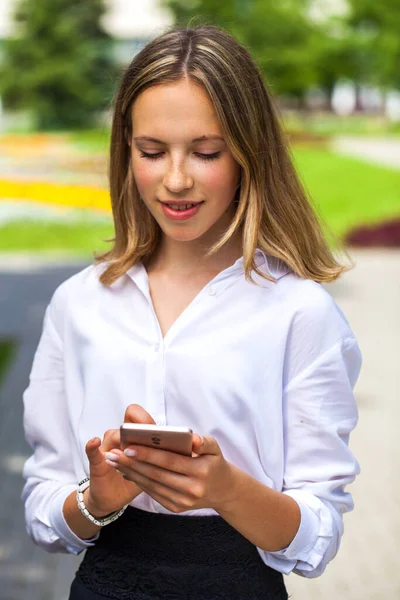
[124,248,290,292]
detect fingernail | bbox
[124,448,137,457]
[105,459,119,468]
[105,452,120,461]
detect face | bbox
[129,78,241,245]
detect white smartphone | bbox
[120,424,193,456]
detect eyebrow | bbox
[133,135,225,144]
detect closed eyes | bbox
[139,151,221,162]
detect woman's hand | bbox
[103,434,239,514]
[84,404,157,517]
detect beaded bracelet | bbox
[76,477,129,527]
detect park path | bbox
[0,248,399,600]
[332,135,400,170]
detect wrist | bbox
[214,462,243,516]
[83,488,116,519]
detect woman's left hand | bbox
[104,434,238,514]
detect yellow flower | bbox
[0,179,111,213]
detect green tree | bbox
[161,0,325,101]
[0,0,119,130]
[312,15,367,110]
[347,0,400,90]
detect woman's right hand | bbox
[84,404,156,517]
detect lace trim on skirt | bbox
[72,505,288,600]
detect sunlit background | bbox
[0,1,399,599]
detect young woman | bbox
[21,24,362,600]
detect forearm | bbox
[216,464,301,552]
[62,489,104,540]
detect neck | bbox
[145,227,243,277]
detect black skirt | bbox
[69,505,288,600]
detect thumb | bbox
[192,434,220,456]
[85,436,104,468]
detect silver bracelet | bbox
[76,477,129,527]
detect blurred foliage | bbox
[161,0,400,103]
[161,0,324,101]
[347,0,400,90]
[0,338,18,387]
[0,0,120,130]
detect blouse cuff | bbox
[261,489,333,575]
[48,484,100,555]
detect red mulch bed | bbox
[345,217,400,247]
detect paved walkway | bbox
[0,248,399,599]
[332,135,400,170]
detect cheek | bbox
[203,160,239,198]
[131,160,155,196]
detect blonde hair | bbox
[95,23,354,286]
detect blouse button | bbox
[208,286,216,296]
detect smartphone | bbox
[120,424,193,456]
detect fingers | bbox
[124,403,156,425]
[191,435,219,456]
[111,453,191,493]
[119,445,195,476]
[100,429,122,452]
[112,458,193,505]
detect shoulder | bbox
[274,273,361,385]
[46,261,114,332]
[276,271,353,336]
[255,253,356,343]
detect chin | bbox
[167,232,204,243]
[161,226,206,243]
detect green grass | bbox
[0,338,18,387]
[0,219,115,256]
[0,127,111,154]
[67,128,111,154]
[291,147,400,239]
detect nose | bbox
[162,156,194,194]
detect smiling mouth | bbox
[160,201,204,211]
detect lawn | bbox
[0,219,115,257]
[292,146,400,239]
[0,144,399,254]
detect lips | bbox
[160,200,203,207]
[160,201,204,221]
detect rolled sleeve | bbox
[48,484,100,554]
[21,293,99,554]
[258,336,362,577]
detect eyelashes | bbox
[139,151,221,162]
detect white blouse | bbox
[21,248,362,579]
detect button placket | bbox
[150,337,166,426]
[143,288,166,428]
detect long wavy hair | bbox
[94,23,353,286]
